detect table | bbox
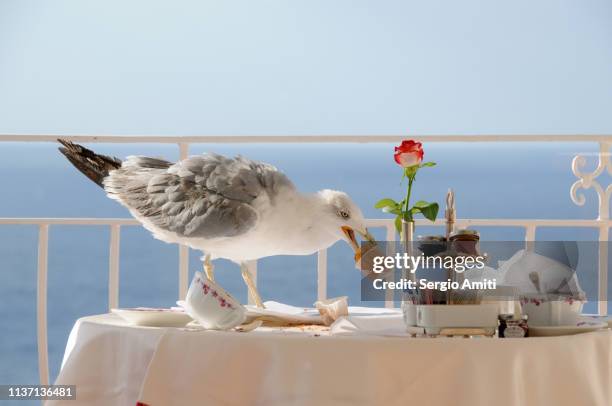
[48,313,612,406]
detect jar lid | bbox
[452,229,479,236]
[418,235,446,242]
[449,230,480,241]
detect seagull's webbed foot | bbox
[203,254,215,281]
[240,262,265,309]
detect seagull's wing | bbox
[104,153,294,239]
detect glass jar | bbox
[499,314,529,338]
[449,229,480,255]
[417,235,447,257]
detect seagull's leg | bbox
[203,254,215,281]
[240,262,265,308]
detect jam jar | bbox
[449,229,480,255]
[417,235,447,257]
[499,314,529,338]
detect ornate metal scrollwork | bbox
[571,142,611,220]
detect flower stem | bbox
[404,176,413,221]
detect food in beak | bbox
[361,230,376,243]
[342,226,377,263]
[358,241,387,277]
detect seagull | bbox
[58,139,374,308]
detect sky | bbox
[0,0,611,136]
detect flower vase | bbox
[401,220,417,327]
[401,219,415,253]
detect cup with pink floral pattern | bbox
[520,294,585,326]
[185,272,246,330]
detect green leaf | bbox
[394,216,402,234]
[382,207,402,215]
[408,202,439,222]
[420,162,436,167]
[375,198,397,209]
[409,206,422,215]
[402,211,413,221]
[420,202,439,222]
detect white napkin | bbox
[500,249,584,297]
[314,296,349,326]
[244,301,324,325]
[330,307,406,337]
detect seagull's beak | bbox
[341,226,359,251]
[341,226,376,262]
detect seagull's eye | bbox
[339,210,350,219]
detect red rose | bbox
[394,140,424,167]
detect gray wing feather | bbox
[104,154,293,239]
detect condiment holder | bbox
[415,303,499,336]
[403,189,498,337]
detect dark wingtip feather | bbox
[57,138,122,187]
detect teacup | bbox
[520,295,584,326]
[184,272,246,330]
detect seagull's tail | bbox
[57,139,122,187]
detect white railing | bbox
[0,134,610,385]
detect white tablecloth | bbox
[48,312,612,406]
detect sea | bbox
[0,140,608,386]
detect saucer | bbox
[112,308,193,327]
[529,317,608,337]
[177,300,323,326]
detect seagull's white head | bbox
[316,189,375,259]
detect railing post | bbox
[598,226,609,316]
[178,142,191,299]
[525,225,536,251]
[246,260,258,306]
[108,225,121,310]
[317,249,327,301]
[178,142,189,160]
[37,224,49,385]
[178,246,189,300]
[385,223,396,308]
